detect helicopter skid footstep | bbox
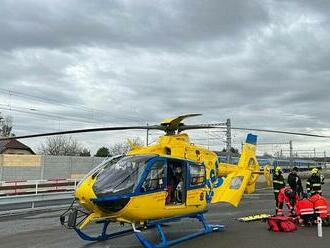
[135,212,224,248]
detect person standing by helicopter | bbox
[174,166,184,204]
[288,167,303,198]
[273,166,286,213]
[306,168,324,195]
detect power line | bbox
[0,88,145,123]
[232,127,330,138]
[0,88,94,112]
[192,138,226,141]
[0,87,113,114]
[0,105,102,124]
[258,142,290,145]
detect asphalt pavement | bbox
[0,184,329,248]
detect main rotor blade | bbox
[232,127,330,138]
[161,113,202,126]
[0,125,164,140]
[5,123,327,141]
[179,123,227,131]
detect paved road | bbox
[0,185,329,248]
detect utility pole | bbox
[289,140,293,168]
[146,123,149,146]
[207,128,210,150]
[0,113,4,137]
[226,118,231,163]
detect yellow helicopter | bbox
[0,114,271,247]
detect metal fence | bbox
[0,154,104,181]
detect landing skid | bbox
[73,220,135,241]
[68,212,224,247]
[135,213,224,248]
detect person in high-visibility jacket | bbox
[273,166,286,209]
[295,194,315,226]
[277,187,299,216]
[309,193,328,217]
[309,193,329,226]
[306,168,324,195]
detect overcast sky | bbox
[0,0,330,156]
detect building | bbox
[0,139,35,155]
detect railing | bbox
[0,178,80,197]
[0,179,80,214]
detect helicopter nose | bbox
[75,176,97,212]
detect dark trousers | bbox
[301,214,316,225]
[296,187,303,199]
[274,192,279,207]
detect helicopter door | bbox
[165,159,186,205]
[140,159,166,193]
[186,162,206,206]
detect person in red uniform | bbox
[277,187,299,216]
[295,194,315,226]
[309,193,329,225]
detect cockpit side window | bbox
[141,160,165,193]
[189,162,206,187]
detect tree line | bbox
[39,135,143,157]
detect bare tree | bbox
[80,148,91,157]
[39,135,85,156]
[108,137,144,156]
[0,114,14,137]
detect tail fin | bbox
[238,134,259,194]
[211,134,260,207]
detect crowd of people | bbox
[272,166,329,226]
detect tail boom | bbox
[212,134,262,206]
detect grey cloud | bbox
[0,0,330,154]
[0,0,269,51]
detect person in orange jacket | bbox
[309,193,329,225]
[295,194,315,226]
[277,187,299,216]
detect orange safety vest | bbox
[309,194,329,218]
[295,199,314,216]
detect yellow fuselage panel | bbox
[129,134,218,179]
[218,163,238,176]
[75,175,208,225]
[118,190,207,222]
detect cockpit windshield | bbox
[77,154,124,189]
[93,155,154,197]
